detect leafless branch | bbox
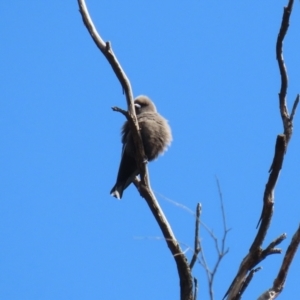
[290,94,300,122]
[155,190,229,300]
[196,180,229,300]
[276,0,295,139]
[224,0,299,299]
[215,177,230,258]
[77,1,194,299]
[158,185,230,300]
[190,203,201,270]
[111,106,128,118]
[193,278,198,300]
[155,191,195,215]
[216,176,228,233]
[232,267,262,300]
[224,234,286,300]
[257,224,300,299]
[260,234,286,258]
[273,225,300,292]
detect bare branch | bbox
[225,1,298,298]
[215,176,228,233]
[215,177,230,258]
[290,94,300,122]
[273,225,300,293]
[255,134,286,237]
[77,2,195,298]
[257,225,300,299]
[155,192,195,215]
[77,0,146,178]
[77,1,152,199]
[78,1,132,97]
[111,106,129,118]
[224,234,285,300]
[190,204,201,270]
[193,278,198,300]
[232,267,262,300]
[276,0,295,138]
[198,235,211,293]
[154,192,230,300]
[261,234,286,258]
[197,180,229,300]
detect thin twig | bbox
[155,191,195,215]
[290,94,300,122]
[157,190,229,300]
[111,106,128,118]
[190,204,201,270]
[197,180,230,300]
[215,176,228,233]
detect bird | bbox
[110,95,172,199]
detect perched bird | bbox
[110,95,172,199]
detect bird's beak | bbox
[134,103,141,109]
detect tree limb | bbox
[257,225,300,299]
[224,1,298,298]
[77,1,194,299]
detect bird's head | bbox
[134,95,157,114]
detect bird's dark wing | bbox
[110,122,139,199]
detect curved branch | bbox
[276,0,294,137]
[77,0,145,176]
[225,1,298,298]
[77,1,194,299]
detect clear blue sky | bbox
[1,1,300,299]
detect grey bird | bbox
[110,95,172,199]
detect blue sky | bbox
[1,1,300,299]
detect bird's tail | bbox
[110,184,123,200]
